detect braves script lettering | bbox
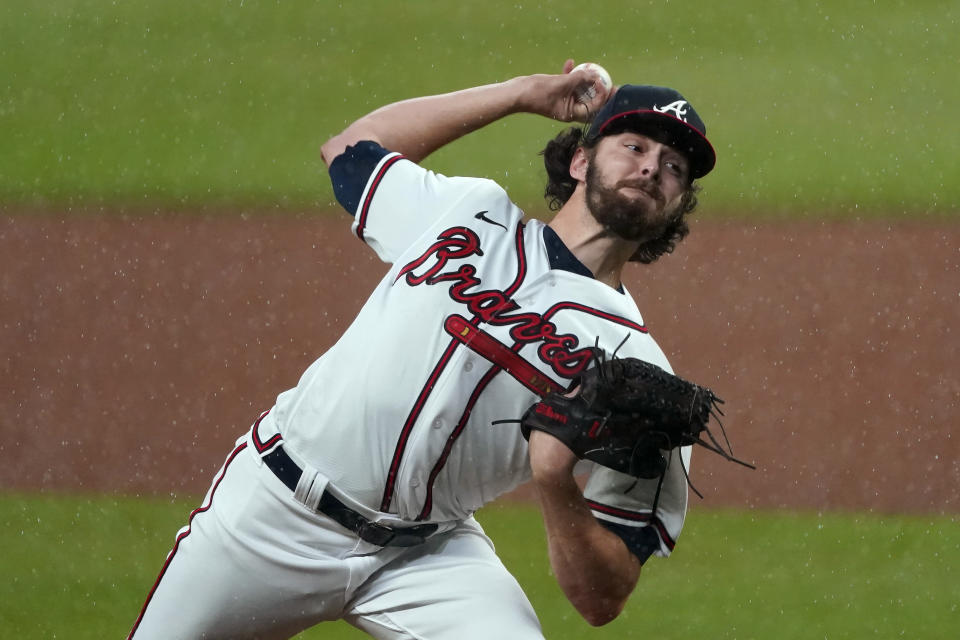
[396,226,593,378]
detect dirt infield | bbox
[2,212,957,513]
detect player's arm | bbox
[320,59,611,166]
[527,429,642,626]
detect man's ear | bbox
[569,146,589,182]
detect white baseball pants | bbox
[128,434,544,640]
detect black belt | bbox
[262,445,438,548]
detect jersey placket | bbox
[379,222,529,517]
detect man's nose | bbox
[639,145,662,179]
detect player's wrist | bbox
[528,429,580,483]
[503,75,540,115]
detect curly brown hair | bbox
[542,126,594,211]
[540,125,701,264]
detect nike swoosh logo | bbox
[474,210,507,231]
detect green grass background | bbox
[2,493,958,639]
[1,0,957,216]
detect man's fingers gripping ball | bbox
[571,62,614,103]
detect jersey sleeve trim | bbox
[596,519,662,565]
[586,498,676,551]
[354,152,407,242]
[327,140,402,227]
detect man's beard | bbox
[584,159,680,243]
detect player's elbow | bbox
[320,132,359,167]
[573,594,628,627]
[320,136,346,167]
[564,581,633,627]
[321,127,384,167]
[583,608,623,628]
[559,551,640,626]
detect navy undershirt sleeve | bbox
[328,141,392,216]
[597,519,661,565]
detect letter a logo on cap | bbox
[653,100,689,122]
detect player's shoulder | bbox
[377,154,512,211]
[578,301,672,373]
[623,339,672,373]
[329,140,506,212]
[430,175,523,227]
[447,175,511,201]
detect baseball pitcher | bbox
[128,59,748,639]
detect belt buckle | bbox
[357,521,433,548]
[389,523,439,547]
[358,521,401,547]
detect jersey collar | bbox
[542,225,625,293]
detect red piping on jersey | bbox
[418,321,553,521]
[356,153,406,242]
[542,301,648,333]
[382,222,528,515]
[416,363,502,520]
[585,498,675,550]
[127,442,248,639]
[250,409,280,453]
[443,314,563,396]
[380,335,464,512]
[414,224,531,520]
[410,227,654,520]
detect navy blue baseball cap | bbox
[586,84,716,178]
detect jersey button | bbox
[410,479,420,488]
[464,361,474,372]
[432,418,443,430]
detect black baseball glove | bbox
[517,355,755,487]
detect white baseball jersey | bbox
[253,140,691,560]
[129,140,696,640]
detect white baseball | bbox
[572,62,613,101]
